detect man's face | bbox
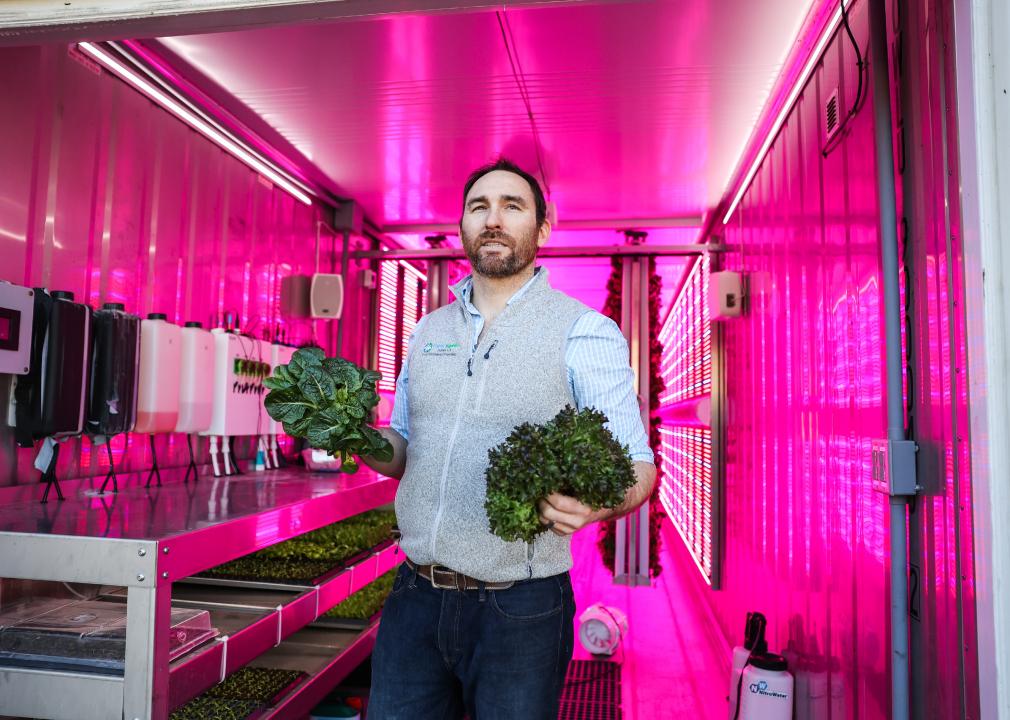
[460,170,550,279]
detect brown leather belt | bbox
[405,558,515,591]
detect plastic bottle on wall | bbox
[134,313,182,433]
[729,612,767,719]
[738,652,794,720]
[175,322,214,433]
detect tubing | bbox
[867,0,911,718]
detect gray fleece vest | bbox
[395,270,592,582]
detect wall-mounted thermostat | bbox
[0,282,34,375]
[709,271,743,320]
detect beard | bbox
[461,225,540,279]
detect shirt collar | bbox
[454,266,548,315]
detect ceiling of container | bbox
[155,0,813,231]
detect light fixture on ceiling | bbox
[722,0,855,225]
[77,41,314,206]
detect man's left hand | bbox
[537,493,607,537]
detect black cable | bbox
[840,0,865,115]
[901,217,918,514]
[822,0,869,156]
[495,10,552,199]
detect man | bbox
[361,158,655,719]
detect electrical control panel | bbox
[201,330,270,437]
[871,438,918,496]
[0,283,34,375]
[709,271,743,320]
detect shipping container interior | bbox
[0,0,982,718]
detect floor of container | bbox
[569,522,729,720]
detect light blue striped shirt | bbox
[389,268,654,463]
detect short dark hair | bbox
[461,158,547,227]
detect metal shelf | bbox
[0,468,397,720]
[257,622,380,719]
[169,541,401,709]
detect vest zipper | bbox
[473,340,498,415]
[430,315,475,561]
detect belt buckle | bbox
[429,564,459,591]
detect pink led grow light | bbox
[376,258,427,393]
[76,42,313,206]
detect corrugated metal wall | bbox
[895,0,979,718]
[0,44,369,497]
[703,0,979,717]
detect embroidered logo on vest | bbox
[422,341,461,355]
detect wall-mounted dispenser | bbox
[176,322,215,482]
[0,282,34,375]
[10,290,92,502]
[201,330,269,476]
[135,313,182,487]
[135,314,182,434]
[88,302,141,493]
[176,322,215,434]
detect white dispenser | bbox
[201,330,268,438]
[176,322,215,433]
[729,612,767,719]
[738,652,793,720]
[201,330,269,476]
[134,314,182,434]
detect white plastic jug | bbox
[175,322,215,433]
[738,653,793,720]
[728,612,767,720]
[134,314,182,434]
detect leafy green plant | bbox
[263,347,393,473]
[202,510,396,583]
[325,569,398,620]
[203,667,305,704]
[169,697,261,720]
[170,667,306,719]
[485,405,636,543]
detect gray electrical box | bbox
[871,438,918,496]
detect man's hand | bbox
[358,427,408,480]
[537,493,606,536]
[536,461,657,537]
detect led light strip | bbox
[78,42,314,206]
[722,0,854,224]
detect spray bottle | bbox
[738,651,794,720]
[729,612,767,720]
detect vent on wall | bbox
[825,89,841,140]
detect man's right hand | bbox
[358,426,408,480]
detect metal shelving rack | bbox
[0,467,398,720]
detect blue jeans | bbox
[368,563,576,720]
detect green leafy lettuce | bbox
[484,405,636,543]
[263,347,393,473]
